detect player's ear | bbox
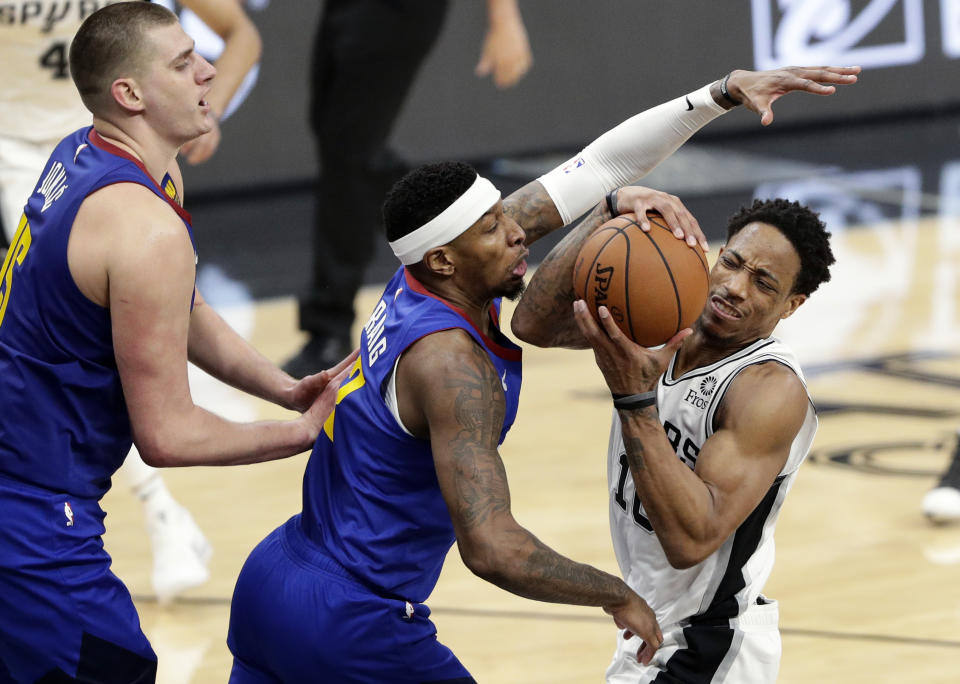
[780,292,807,320]
[111,77,145,114]
[422,246,455,277]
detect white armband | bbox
[537,83,727,225]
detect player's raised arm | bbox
[503,65,858,249]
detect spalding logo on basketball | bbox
[572,211,709,347]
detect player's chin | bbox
[498,276,527,302]
[699,314,737,341]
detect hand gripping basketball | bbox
[572,211,708,347]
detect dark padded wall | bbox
[183,0,958,194]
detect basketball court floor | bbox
[99,112,960,682]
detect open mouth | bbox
[511,250,529,278]
[711,295,741,320]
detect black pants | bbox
[298,0,450,339]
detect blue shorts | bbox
[0,475,156,683]
[227,515,474,683]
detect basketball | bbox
[572,211,710,347]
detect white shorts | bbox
[606,599,781,684]
[0,134,57,242]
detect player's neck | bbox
[412,268,495,337]
[675,328,767,376]
[91,118,178,187]
[438,286,494,336]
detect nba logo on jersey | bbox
[64,501,74,527]
[562,157,585,174]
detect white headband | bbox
[388,174,501,265]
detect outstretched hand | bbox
[726,65,861,126]
[573,300,689,396]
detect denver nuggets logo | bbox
[163,178,180,203]
[700,376,717,397]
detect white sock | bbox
[118,447,178,519]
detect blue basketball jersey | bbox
[0,126,196,499]
[300,267,523,602]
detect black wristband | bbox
[605,189,619,217]
[612,390,657,411]
[719,73,739,106]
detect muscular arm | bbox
[504,66,859,260]
[510,202,609,349]
[502,179,564,247]
[618,363,809,568]
[79,185,319,467]
[397,329,632,607]
[187,291,299,409]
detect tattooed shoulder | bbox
[444,340,506,446]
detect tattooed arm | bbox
[394,328,662,658]
[502,180,565,247]
[510,202,608,349]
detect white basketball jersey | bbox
[607,336,817,630]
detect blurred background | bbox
[188,0,960,300]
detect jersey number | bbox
[0,215,33,328]
[40,42,70,80]
[612,419,700,533]
[321,356,365,441]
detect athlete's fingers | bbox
[326,347,360,378]
[572,299,601,341]
[596,305,633,348]
[637,641,651,665]
[638,639,661,666]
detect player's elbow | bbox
[458,534,514,584]
[459,544,500,581]
[247,24,263,62]
[662,540,712,570]
[135,441,177,468]
[509,307,547,347]
[132,427,180,468]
